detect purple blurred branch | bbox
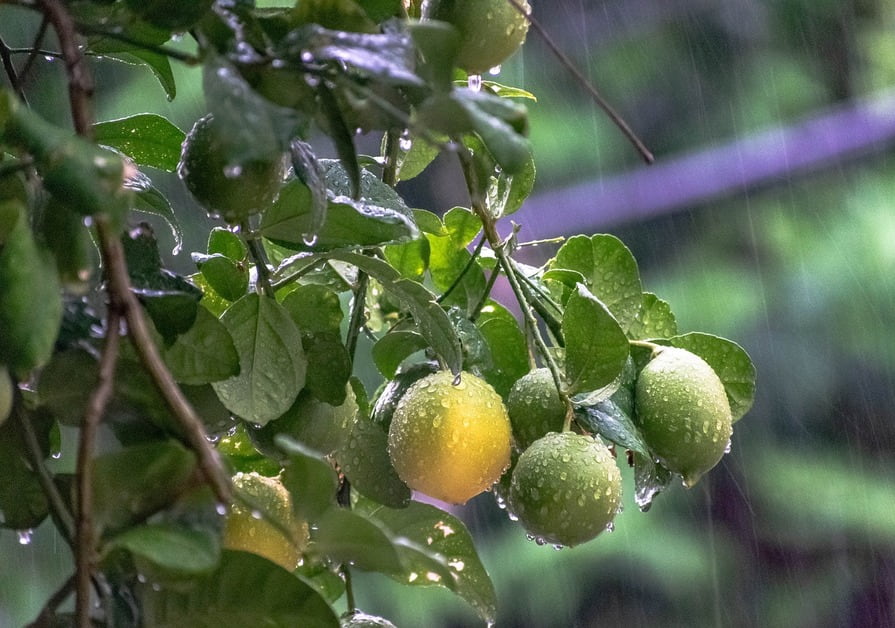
[517,89,895,237]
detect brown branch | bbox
[505,0,654,164]
[74,309,121,628]
[36,0,94,137]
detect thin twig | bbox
[76,24,202,65]
[437,235,486,306]
[18,16,49,88]
[505,0,654,164]
[75,308,121,628]
[345,271,369,364]
[0,34,27,103]
[27,573,76,628]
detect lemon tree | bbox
[0,2,756,627]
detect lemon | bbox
[423,0,530,74]
[634,347,733,487]
[178,114,284,224]
[223,472,308,571]
[506,368,566,450]
[387,370,512,504]
[508,431,621,547]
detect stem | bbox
[345,272,369,364]
[630,339,663,356]
[382,128,400,187]
[18,16,50,88]
[343,564,357,613]
[468,260,502,322]
[436,236,486,306]
[75,308,121,628]
[0,34,27,103]
[27,573,76,628]
[16,403,75,545]
[504,0,654,164]
[244,228,274,297]
[76,25,202,65]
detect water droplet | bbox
[605,521,615,533]
[302,232,318,247]
[250,509,263,520]
[467,73,482,92]
[223,164,242,178]
[51,451,62,460]
[17,529,33,545]
[215,503,228,516]
[489,65,502,76]
[399,130,412,151]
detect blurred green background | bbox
[3,0,895,626]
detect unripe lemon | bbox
[506,368,566,450]
[178,114,285,224]
[634,347,733,487]
[340,611,398,627]
[223,472,308,571]
[508,431,621,547]
[423,0,530,74]
[387,371,512,504]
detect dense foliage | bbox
[0,1,755,626]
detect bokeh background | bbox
[3,1,895,626]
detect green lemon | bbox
[506,368,566,450]
[509,431,621,547]
[223,472,308,571]
[178,114,285,224]
[387,371,512,504]
[340,611,398,627]
[249,386,359,457]
[634,347,733,487]
[423,0,530,74]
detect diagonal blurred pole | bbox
[516,88,895,238]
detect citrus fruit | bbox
[249,386,358,458]
[634,347,733,487]
[387,370,512,504]
[508,431,621,547]
[506,368,566,450]
[340,611,398,627]
[423,0,530,74]
[223,472,308,571]
[178,114,285,224]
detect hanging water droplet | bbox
[215,503,228,516]
[399,130,412,151]
[489,65,502,76]
[302,232,319,247]
[223,164,242,178]
[51,451,62,460]
[467,73,482,92]
[17,529,34,545]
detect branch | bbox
[75,309,121,628]
[0,34,27,103]
[504,0,654,164]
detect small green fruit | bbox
[506,368,566,450]
[423,0,530,74]
[634,347,733,487]
[509,431,621,547]
[178,114,285,224]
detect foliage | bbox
[0,1,755,626]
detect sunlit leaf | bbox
[93,114,185,172]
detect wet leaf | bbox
[103,523,219,576]
[93,114,185,172]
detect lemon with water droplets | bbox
[423,0,530,74]
[506,368,566,450]
[178,114,285,224]
[387,370,512,504]
[634,347,733,487]
[508,431,621,547]
[223,472,308,571]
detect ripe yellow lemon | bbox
[223,472,308,571]
[634,347,733,487]
[423,0,530,74]
[509,431,621,547]
[387,371,511,504]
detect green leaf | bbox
[394,133,444,182]
[93,440,197,532]
[663,332,756,422]
[93,114,185,172]
[36,348,98,426]
[337,414,411,508]
[370,362,438,431]
[475,301,528,398]
[277,436,339,523]
[481,81,537,100]
[372,329,428,379]
[573,399,650,456]
[562,284,629,396]
[0,408,52,529]
[364,500,498,624]
[139,550,339,627]
[261,178,417,250]
[0,206,62,374]
[552,234,643,333]
[281,284,343,335]
[211,294,307,426]
[103,523,220,576]
[383,237,430,280]
[207,227,247,261]
[164,306,239,385]
[130,174,183,255]
[629,292,678,340]
[290,140,328,242]
[311,508,404,574]
[330,251,463,375]
[302,333,351,406]
[633,452,674,512]
[193,253,248,302]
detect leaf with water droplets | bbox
[663,332,756,422]
[359,499,498,624]
[551,234,643,333]
[629,292,678,340]
[277,436,339,523]
[337,414,411,508]
[93,113,185,172]
[633,453,674,512]
[574,399,650,457]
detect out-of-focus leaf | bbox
[103,523,219,576]
[164,306,239,385]
[337,414,411,508]
[276,436,340,523]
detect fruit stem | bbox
[437,235,486,307]
[346,270,369,365]
[243,226,275,298]
[629,339,664,357]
